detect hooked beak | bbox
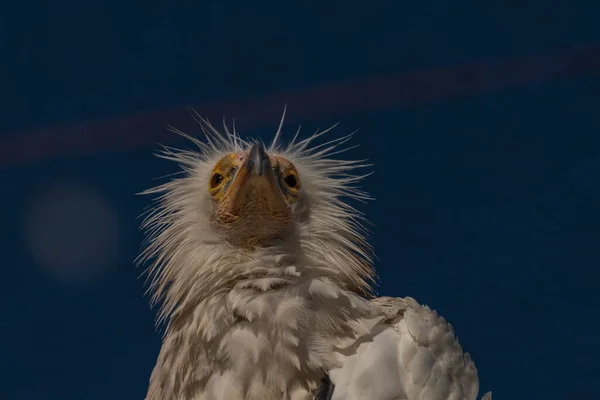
[245,142,271,177]
[225,143,288,214]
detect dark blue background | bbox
[2,1,599,399]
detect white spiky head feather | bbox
[138,108,376,326]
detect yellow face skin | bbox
[208,152,301,203]
[208,145,301,245]
[208,153,243,202]
[271,155,301,203]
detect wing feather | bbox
[328,297,491,400]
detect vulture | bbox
[138,110,492,400]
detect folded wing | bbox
[328,297,491,400]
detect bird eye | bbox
[283,173,298,189]
[210,173,225,189]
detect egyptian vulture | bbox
[138,111,491,400]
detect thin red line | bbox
[1,44,598,167]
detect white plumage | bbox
[329,297,491,400]
[138,109,491,400]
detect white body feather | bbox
[138,110,491,400]
[330,297,491,400]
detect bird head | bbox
[139,109,374,323]
[207,142,300,247]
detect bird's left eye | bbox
[210,173,225,189]
[283,173,299,189]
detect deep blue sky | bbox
[1,1,599,399]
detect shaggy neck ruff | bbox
[140,111,377,399]
[146,248,375,400]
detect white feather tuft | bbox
[137,109,375,327]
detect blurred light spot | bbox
[23,182,120,285]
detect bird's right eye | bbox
[210,173,225,189]
[283,174,298,189]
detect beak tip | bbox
[246,143,270,176]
